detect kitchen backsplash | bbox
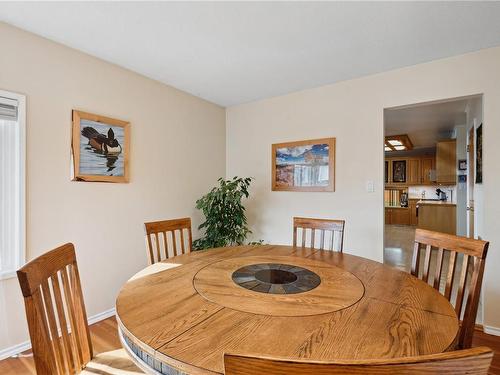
[408,185,457,202]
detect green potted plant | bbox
[193,177,253,250]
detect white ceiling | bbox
[385,97,479,149]
[1,2,500,107]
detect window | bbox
[0,90,25,280]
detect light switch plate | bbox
[366,180,375,193]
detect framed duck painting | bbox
[71,110,130,183]
[272,137,335,192]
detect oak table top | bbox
[115,245,459,375]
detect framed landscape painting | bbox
[71,110,130,183]
[272,137,335,192]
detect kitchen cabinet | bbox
[436,140,456,185]
[421,157,436,184]
[385,156,436,186]
[385,207,410,225]
[407,159,421,185]
[385,208,391,225]
[385,158,407,185]
[417,202,456,234]
[392,207,410,225]
[409,199,418,226]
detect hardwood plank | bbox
[3,316,499,375]
[157,309,270,374]
[307,249,457,317]
[473,330,500,375]
[116,245,317,354]
[225,347,493,375]
[0,317,122,375]
[9,243,475,375]
[117,245,462,373]
[117,263,223,351]
[158,298,458,374]
[193,254,364,316]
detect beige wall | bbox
[227,46,500,331]
[2,20,500,355]
[0,22,226,352]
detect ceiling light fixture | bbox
[384,134,413,152]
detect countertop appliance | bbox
[436,188,448,201]
[400,192,408,207]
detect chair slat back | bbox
[411,229,489,349]
[293,217,345,252]
[17,243,93,375]
[224,347,493,375]
[144,217,193,264]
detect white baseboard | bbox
[88,307,116,325]
[0,307,116,361]
[484,325,500,336]
[0,341,31,362]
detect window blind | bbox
[0,96,18,121]
[0,95,22,277]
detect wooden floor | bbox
[384,224,416,272]
[0,317,122,375]
[0,316,499,374]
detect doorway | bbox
[468,125,475,238]
[383,95,483,272]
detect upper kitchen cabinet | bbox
[407,158,420,185]
[421,157,436,184]
[385,156,436,186]
[436,140,457,185]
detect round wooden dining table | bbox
[115,245,459,375]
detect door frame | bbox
[467,124,475,238]
[383,94,483,255]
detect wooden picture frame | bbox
[392,160,407,183]
[71,110,130,182]
[476,124,482,184]
[272,137,335,192]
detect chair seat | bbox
[81,349,144,374]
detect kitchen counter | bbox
[417,201,456,234]
[416,200,456,207]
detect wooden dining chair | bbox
[17,243,143,375]
[293,217,345,252]
[144,217,193,264]
[412,229,489,349]
[224,347,493,375]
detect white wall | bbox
[0,22,225,353]
[227,46,500,331]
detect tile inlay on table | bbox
[232,263,321,294]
